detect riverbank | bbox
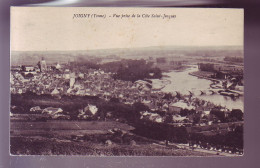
[189,71,244,97]
[160,67,243,110]
[189,71,220,82]
[151,79,171,91]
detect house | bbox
[42,107,63,115]
[162,103,169,111]
[51,88,60,95]
[30,106,41,112]
[140,111,164,123]
[201,110,211,117]
[23,66,35,72]
[70,77,75,88]
[78,104,98,119]
[172,115,188,123]
[63,69,70,79]
[56,63,61,70]
[67,88,73,94]
[84,104,98,115]
[74,80,83,90]
[151,114,163,123]
[169,101,195,114]
[18,88,23,94]
[78,73,84,79]
[76,89,86,96]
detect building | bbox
[169,101,195,114]
[69,73,76,88]
[42,107,63,115]
[63,69,70,79]
[56,63,61,70]
[21,65,37,75]
[78,104,98,119]
[51,88,60,95]
[38,57,47,72]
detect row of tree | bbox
[113,59,162,82]
[189,125,243,150]
[66,59,163,83]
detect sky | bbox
[11,7,244,51]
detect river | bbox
[156,65,244,111]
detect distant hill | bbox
[11,45,243,66]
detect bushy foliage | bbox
[230,109,243,121]
[113,59,162,82]
[189,125,243,150]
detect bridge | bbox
[168,89,242,98]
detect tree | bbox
[230,109,243,121]
[210,109,225,122]
[113,59,162,82]
[193,114,201,124]
[109,97,120,103]
[164,114,172,123]
[180,109,195,117]
[133,102,149,112]
[150,67,162,79]
[163,93,173,100]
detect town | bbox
[10,53,244,156]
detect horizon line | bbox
[11,45,244,52]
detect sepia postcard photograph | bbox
[10,7,244,156]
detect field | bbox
[10,120,213,156]
[10,137,213,156]
[11,120,134,132]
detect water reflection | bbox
[160,65,244,111]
